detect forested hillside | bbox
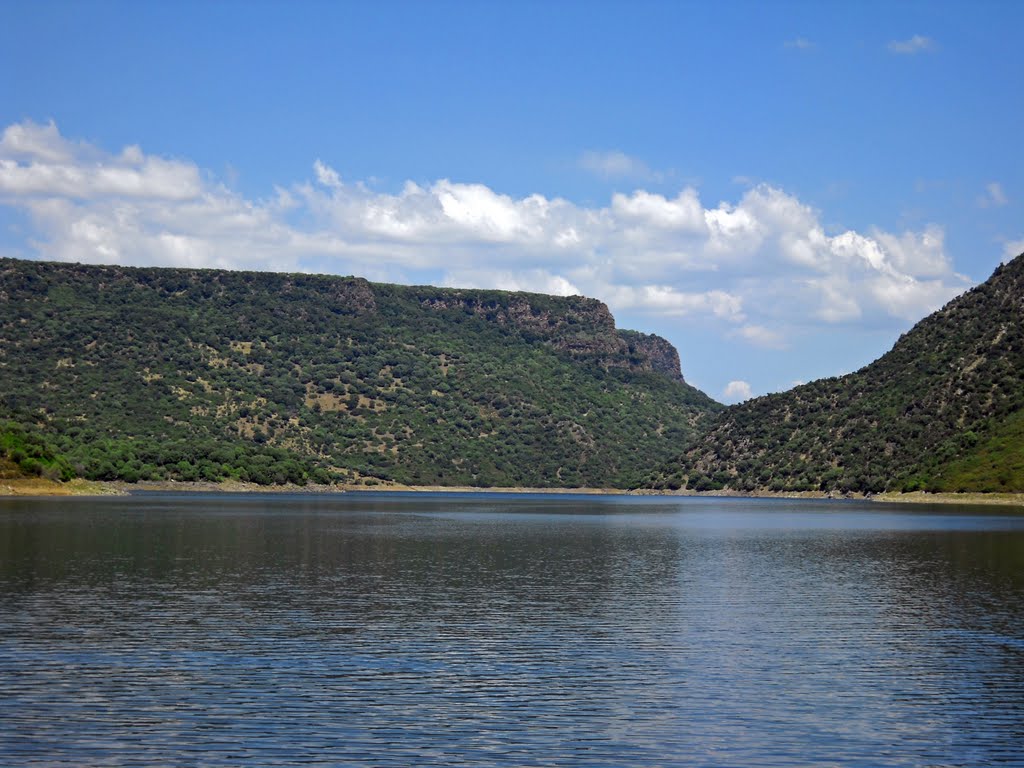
[0,258,720,488]
[647,253,1024,494]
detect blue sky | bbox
[2,0,1021,401]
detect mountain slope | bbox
[647,253,1024,493]
[0,258,720,488]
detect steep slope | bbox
[647,253,1024,493]
[0,258,720,488]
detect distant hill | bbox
[646,252,1024,494]
[0,258,720,488]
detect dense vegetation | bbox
[0,421,74,481]
[0,258,720,488]
[647,253,1024,494]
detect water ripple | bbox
[1,494,1023,766]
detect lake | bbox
[1,492,1023,766]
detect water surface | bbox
[1,493,1023,766]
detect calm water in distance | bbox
[1,492,1023,767]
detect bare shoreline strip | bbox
[871,491,1024,507]
[2,478,1022,508]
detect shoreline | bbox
[871,491,1024,507]
[0,478,632,498]
[1,478,1022,507]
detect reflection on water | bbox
[1,493,1023,766]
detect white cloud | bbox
[866,272,961,321]
[611,189,706,232]
[704,199,763,256]
[0,151,200,200]
[579,150,654,180]
[603,285,745,319]
[0,121,200,201]
[313,160,342,189]
[874,225,948,277]
[888,35,936,54]
[443,268,580,297]
[1,120,75,163]
[977,182,1008,208]
[0,120,972,347]
[723,380,753,402]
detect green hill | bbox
[0,421,74,482]
[647,253,1024,494]
[0,257,720,488]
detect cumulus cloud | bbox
[0,122,200,201]
[1,120,76,163]
[888,35,936,54]
[874,225,948,277]
[602,285,744,319]
[0,120,971,348]
[612,189,705,232]
[723,381,753,402]
[442,268,580,297]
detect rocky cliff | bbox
[416,290,684,381]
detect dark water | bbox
[1,493,1023,767]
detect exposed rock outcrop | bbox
[618,330,685,382]
[418,291,685,381]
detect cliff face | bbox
[618,330,685,383]
[415,289,684,381]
